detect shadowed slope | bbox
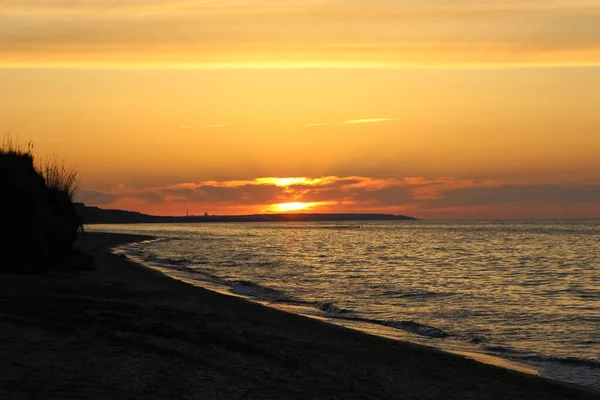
[0,140,81,272]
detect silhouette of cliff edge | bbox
[0,140,84,273]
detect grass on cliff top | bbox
[1,134,79,199]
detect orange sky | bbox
[1,0,599,219]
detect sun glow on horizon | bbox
[268,202,326,213]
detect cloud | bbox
[2,0,599,68]
[84,175,419,209]
[85,176,405,211]
[76,189,117,204]
[78,175,469,213]
[206,124,229,128]
[131,191,164,204]
[80,175,600,219]
[78,186,163,206]
[345,118,396,125]
[431,184,600,207]
[168,176,358,190]
[402,177,500,200]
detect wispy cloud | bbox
[2,0,599,68]
[345,118,396,125]
[206,124,229,128]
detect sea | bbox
[88,220,600,390]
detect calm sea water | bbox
[89,221,600,390]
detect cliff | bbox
[0,147,82,272]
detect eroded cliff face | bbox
[0,152,81,272]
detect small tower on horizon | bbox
[186,211,189,217]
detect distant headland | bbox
[75,203,417,224]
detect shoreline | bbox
[94,233,599,394]
[151,267,544,378]
[110,235,570,381]
[1,232,597,399]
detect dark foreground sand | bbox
[1,233,598,400]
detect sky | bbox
[1,0,599,219]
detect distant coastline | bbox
[75,203,417,225]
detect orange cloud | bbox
[403,178,500,200]
[78,175,600,219]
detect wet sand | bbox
[0,232,598,399]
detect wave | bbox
[117,245,450,339]
[230,280,292,302]
[467,335,489,344]
[523,356,600,368]
[374,319,450,338]
[114,238,171,259]
[483,345,522,355]
[332,315,450,338]
[382,290,455,299]
[140,254,198,272]
[166,258,194,266]
[483,345,600,368]
[166,271,449,339]
[120,252,297,305]
[315,302,351,314]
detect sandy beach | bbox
[0,232,597,400]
